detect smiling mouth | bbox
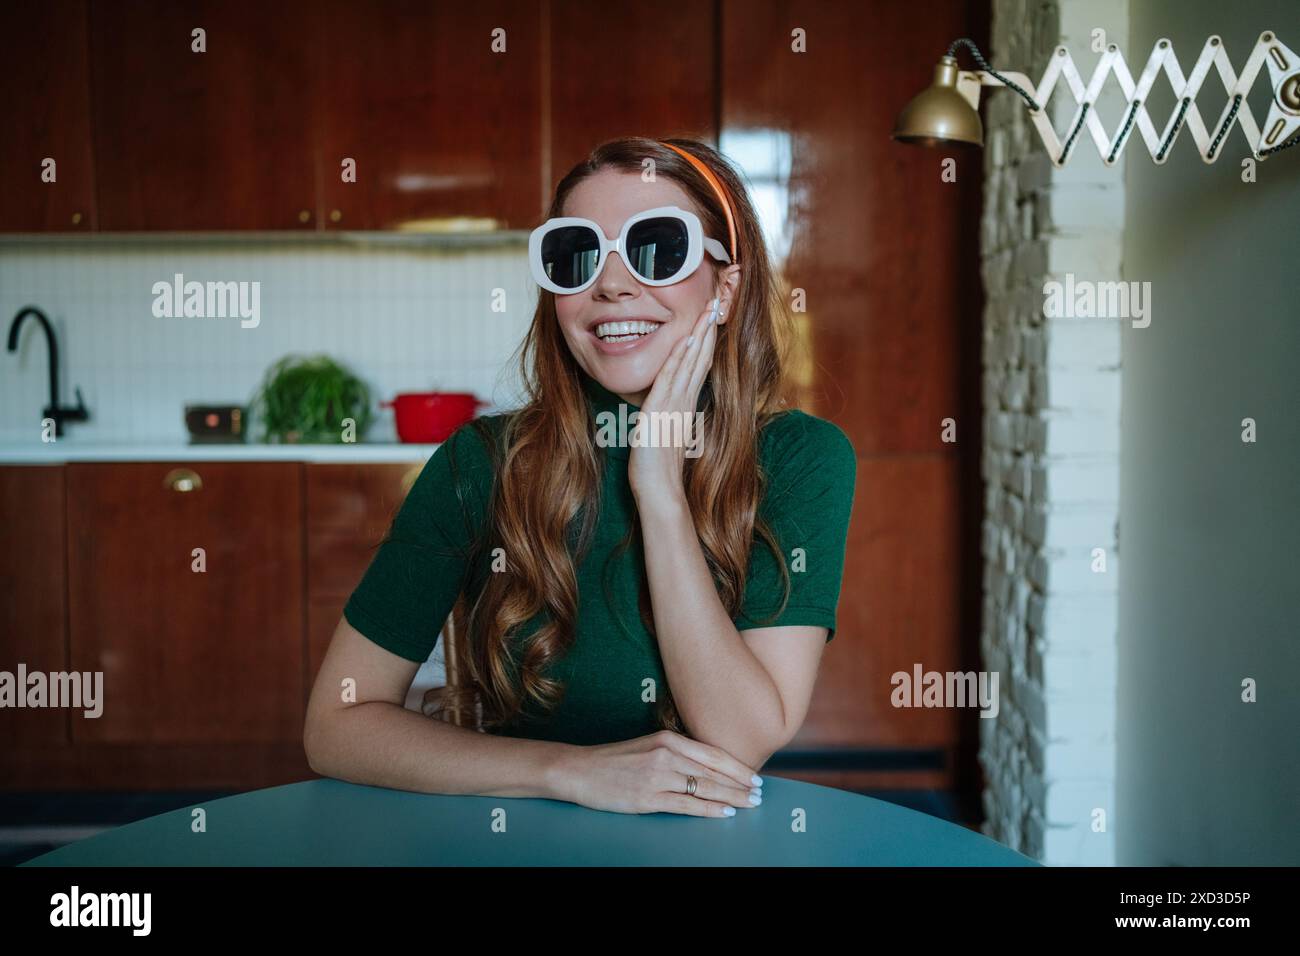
[593,320,664,344]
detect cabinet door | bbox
[87,0,317,230]
[66,462,304,743]
[0,467,70,744]
[314,0,543,230]
[0,1,97,232]
[304,463,421,683]
[548,0,717,185]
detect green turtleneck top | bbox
[343,370,857,746]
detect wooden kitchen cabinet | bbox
[547,0,717,183]
[2,458,427,789]
[64,462,305,744]
[84,0,547,231]
[0,1,98,232]
[7,0,723,232]
[314,0,544,230]
[87,0,318,230]
[0,467,71,744]
[304,463,423,683]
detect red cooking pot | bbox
[382,392,488,443]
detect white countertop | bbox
[0,441,439,464]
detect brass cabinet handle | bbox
[298,209,311,223]
[71,211,83,225]
[329,209,342,223]
[163,468,203,493]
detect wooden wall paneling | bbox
[788,455,965,750]
[721,0,987,768]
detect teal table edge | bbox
[22,776,1040,867]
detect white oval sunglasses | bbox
[528,205,732,295]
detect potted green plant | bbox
[251,354,373,444]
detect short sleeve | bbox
[733,411,857,643]
[342,419,497,662]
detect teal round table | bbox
[23,777,1037,866]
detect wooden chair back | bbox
[422,595,479,730]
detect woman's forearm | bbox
[305,699,576,799]
[638,496,789,767]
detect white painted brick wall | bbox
[978,0,1123,866]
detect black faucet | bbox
[6,305,90,438]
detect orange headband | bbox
[660,142,739,264]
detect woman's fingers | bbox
[641,323,693,411]
[645,300,717,413]
[658,731,760,790]
[630,299,718,465]
[649,793,736,818]
[685,309,716,401]
[657,759,759,809]
[670,299,717,400]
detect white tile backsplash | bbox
[0,241,537,444]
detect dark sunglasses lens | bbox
[626,217,689,281]
[541,225,601,289]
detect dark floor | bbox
[1,787,978,865]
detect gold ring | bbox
[686,774,698,796]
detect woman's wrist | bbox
[631,484,690,520]
[537,740,584,802]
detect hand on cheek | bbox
[628,297,722,512]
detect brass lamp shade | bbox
[892,55,984,147]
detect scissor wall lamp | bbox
[893,34,1300,165]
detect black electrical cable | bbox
[946,38,1043,112]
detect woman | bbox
[304,137,856,819]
